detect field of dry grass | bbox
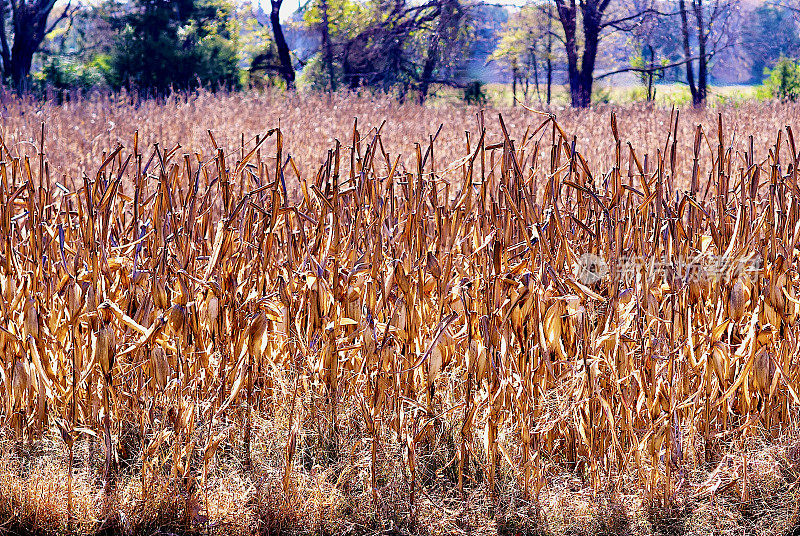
[0,90,799,536]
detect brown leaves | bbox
[2,94,800,522]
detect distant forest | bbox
[2,0,800,107]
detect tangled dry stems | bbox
[0,91,797,535]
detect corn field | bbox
[0,92,798,535]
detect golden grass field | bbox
[0,90,799,535]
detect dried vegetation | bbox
[0,91,798,535]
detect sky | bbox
[250,0,305,21]
[249,0,530,23]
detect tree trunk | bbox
[270,0,295,89]
[555,0,583,107]
[511,65,517,106]
[532,48,540,103]
[555,0,602,108]
[0,1,11,75]
[646,44,655,101]
[524,74,529,101]
[10,3,42,91]
[420,0,461,104]
[9,32,36,91]
[341,43,357,89]
[546,3,553,105]
[679,0,700,106]
[693,0,707,105]
[1,0,64,92]
[418,33,440,104]
[577,0,602,108]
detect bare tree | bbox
[545,1,554,104]
[553,0,592,108]
[491,1,562,106]
[418,0,464,103]
[0,0,73,90]
[270,0,295,88]
[331,0,468,101]
[627,1,676,102]
[553,0,659,107]
[679,0,738,107]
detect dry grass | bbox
[2,90,799,188]
[0,89,798,535]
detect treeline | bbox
[494,0,800,108]
[2,0,246,95]
[3,0,800,107]
[0,0,476,103]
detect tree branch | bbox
[44,0,73,36]
[595,55,705,79]
[601,8,680,30]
